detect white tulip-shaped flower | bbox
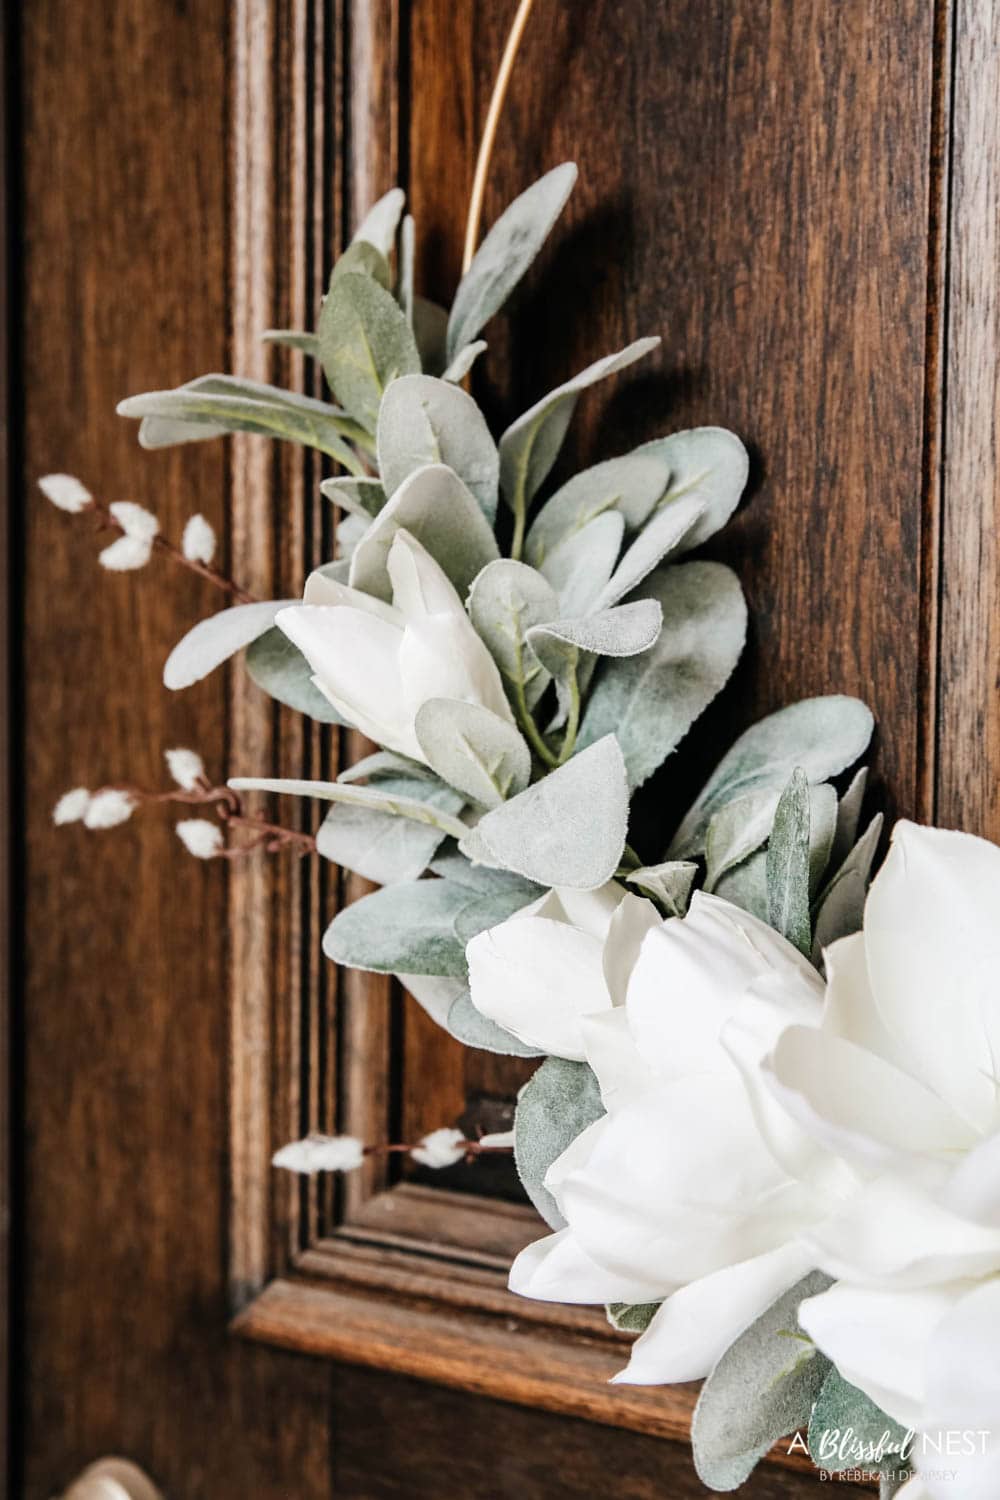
[276,529,513,763]
[466,882,661,1060]
[508,892,839,1384]
[757,822,1000,1500]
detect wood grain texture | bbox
[0,14,10,1496]
[16,2,333,1495]
[936,0,1000,839]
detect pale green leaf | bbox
[352,187,405,256]
[624,861,697,916]
[413,296,449,375]
[163,599,297,691]
[808,1367,909,1476]
[537,511,624,616]
[316,774,464,884]
[228,776,468,839]
[466,558,558,707]
[767,769,812,955]
[260,329,320,355]
[443,341,487,383]
[245,626,347,723]
[320,475,387,521]
[377,374,499,522]
[514,1056,604,1228]
[323,879,472,977]
[812,812,883,956]
[415,698,531,809]
[593,492,705,610]
[318,271,420,431]
[635,426,749,553]
[524,452,670,567]
[446,991,545,1056]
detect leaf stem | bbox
[557,660,581,764]
[510,666,558,770]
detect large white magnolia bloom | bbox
[507,891,839,1383]
[761,822,1000,1500]
[276,528,513,762]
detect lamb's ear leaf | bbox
[442,341,487,383]
[446,163,578,361]
[260,329,320,356]
[670,696,875,858]
[829,766,869,869]
[163,600,298,690]
[705,781,838,896]
[713,846,769,921]
[412,297,449,376]
[337,750,434,784]
[766,769,812,955]
[318,271,420,431]
[513,1056,604,1228]
[525,452,670,567]
[349,463,499,602]
[320,475,387,521]
[537,511,625,617]
[330,238,391,289]
[624,861,698,917]
[415,698,531,810]
[691,1271,833,1493]
[466,559,559,708]
[398,214,415,322]
[245,627,348,723]
[593,492,705,610]
[377,374,499,522]
[446,992,546,1057]
[315,775,465,885]
[499,338,660,518]
[634,426,750,553]
[527,600,663,663]
[577,562,747,789]
[811,812,884,957]
[228,776,469,839]
[606,1302,661,1334]
[461,735,628,890]
[322,880,472,978]
[352,186,405,257]
[808,1368,910,1477]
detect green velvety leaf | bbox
[338,750,434,784]
[808,1367,910,1476]
[514,1056,604,1229]
[318,270,420,431]
[442,340,487,383]
[692,1271,833,1493]
[635,426,750,553]
[446,991,545,1056]
[767,769,812,955]
[352,187,405,257]
[499,338,660,524]
[428,845,539,895]
[335,511,369,561]
[527,600,662,664]
[466,558,558,707]
[705,782,838,896]
[461,735,628,889]
[323,879,472,977]
[829,766,869,871]
[330,238,391,289]
[162,599,297,691]
[398,973,467,1030]
[714,846,769,921]
[624,861,697,916]
[670,696,875,858]
[415,698,531,809]
[398,214,415,323]
[447,163,577,361]
[577,562,747,789]
[228,776,468,839]
[377,374,499,522]
[812,812,883,957]
[349,463,499,603]
[320,475,387,521]
[412,297,449,375]
[260,329,320,356]
[315,774,464,885]
[245,626,348,723]
[524,452,670,567]
[606,1302,661,1334]
[593,492,706,610]
[118,375,368,469]
[537,511,625,617]
[808,782,839,895]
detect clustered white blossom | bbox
[181,513,217,565]
[174,819,224,860]
[164,747,206,791]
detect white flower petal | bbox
[918,1279,1000,1500]
[821,929,903,1063]
[387,528,466,618]
[864,821,1000,1132]
[39,472,92,513]
[579,1007,652,1108]
[508,1226,667,1305]
[612,1241,813,1385]
[602,892,662,1007]
[398,613,513,729]
[797,1281,964,1432]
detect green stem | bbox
[510,665,558,770]
[556,662,581,764]
[511,477,527,561]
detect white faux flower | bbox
[98,535,153,572]
[275,529,513,762]
[410,1127,467,1169]
[38,473,92,513]
[175,819,223,859]
[165,747,206,791]
[272,1134,365,1174]
[181,513,216,565]
[53,787,92,824]
[466,882,660,1059]
[109,500,159,541]
[760,822,1000,1500]
[509,892,835,1384]
[83,789,136,828]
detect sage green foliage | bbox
[624,860,698,916]
[414,698,531,810]
[318,271,421,433]
[692,1271,833,1492]
[766,769,813,955]
[320,475,387,520]
[315,772,465,887]
[606,1302,661,1334]
[808,1367,910,1477]
[245,627,346,724]
[514,1056,605,1228]
[228,775,468,840]
[377,373,499,522]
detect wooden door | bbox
[9,2,999,1496]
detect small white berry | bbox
[410,1127,466,1169]
[83,789,136,829]
[52,788,92,825]
[175,819,223,859]
[109,500,159,541]
[164,748,207,791]
[272,1135,365,1174]
[98,535,153,572]
[38,474,93,514]
[181,514,217,566]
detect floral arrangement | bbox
[43,154,998,1500]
